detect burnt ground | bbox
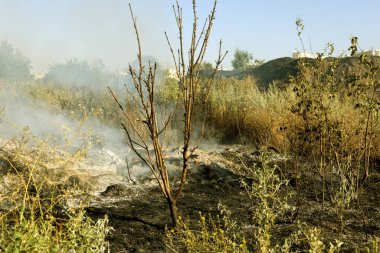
[87,148,252,252]
[86,146,380,252]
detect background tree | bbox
[201,62,213,71]
[199,62,214,77]
[231,48,253,71]
[45,58,111,88]
[0,41,31,82]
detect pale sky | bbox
[0,0,378,72]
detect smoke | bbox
[42,56,165,92]
[0,0,173,73]
[0,86,126,156]
[0,1,224,188]
[0,83,220,186]
[0,86,169,180]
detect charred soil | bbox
[86,145,380,252]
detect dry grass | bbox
[23,72,378,164]
[22,81,122,127]
[204,77,293,150]
[0,125,110,252]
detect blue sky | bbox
[0,0,379,72]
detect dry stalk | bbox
[109,0,226,227]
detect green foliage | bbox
[331,167,358,229]
[166,154,343,253]
[289,35,380,179]
[231,48,254,71]
[289,47,346,161]
[201,62,213,71]
[0,41,31,82]
[0,209,110,253]
[289,23,379,179]
[157,72,180,103]
[22,81,122,127]
[346,37,380,177]
[288,21,379,231]
[165,211,249,253]
[241,153,296,252]
[366,237,380,253]
[199,62,214,77]
[298,226,343,253]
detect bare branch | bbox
[110,0,224,227]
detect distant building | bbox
[362,49,380,57]
[33,71,47,80]
[167,68,179,79]
[117,70,129,77]
[292,50,316,59]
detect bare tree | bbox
[109,0,226,227]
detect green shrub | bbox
[0,209,110,253]
[165,211,249,253]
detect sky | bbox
[0,0,379,72]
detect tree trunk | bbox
[167,198,179,227]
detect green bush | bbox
[0,209,110,253]
[165,211,249,253]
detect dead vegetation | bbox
[0,1,379,253]
[0,131,111,252]
[108,0,226,227]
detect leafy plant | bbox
[165,209,249,253]
[241,152,296,252]
[346,36,380,178]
